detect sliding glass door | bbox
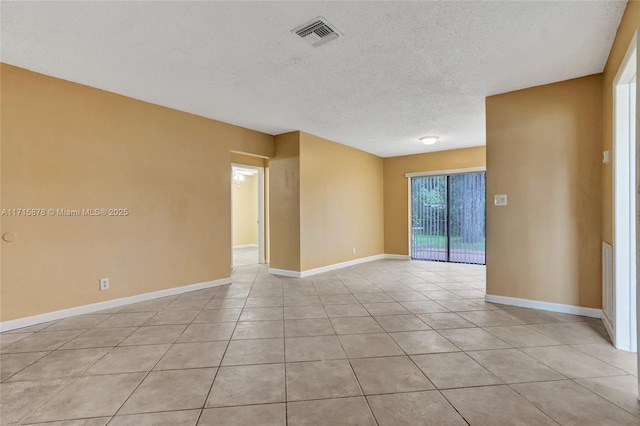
[410,172,486,264]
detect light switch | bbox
[603,150,610,164]
[494,194,508,206]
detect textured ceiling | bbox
[1,1,627,157]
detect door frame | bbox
[231,163,266,265]
[609,31,638,354]
[405,166,486,263]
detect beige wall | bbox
[232,173,258,246]
[269,132,301,271]
[602,1,640,244]
[299,132,384,270]
[486,75,603,308]
[1,64,274,321]
[383,147,486,256]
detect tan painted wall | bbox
[602,1,640,244]
[269,132,301,271]
[383,147,486,256]
[299,132,384,271]
[486,75,603,308]
[1,64,274,321]
[232,174,258,246]
[230,152,268,168]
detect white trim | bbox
[0,277,232,332]
[602,313,615,345]
[269,254,401,278]
[233,244,258,248]
[485,294,602,319]
[405,166,486,178]
[384,254,411,260]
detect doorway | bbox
[608,31,638,354]
[409,170,486,265]
[231,164,265,268]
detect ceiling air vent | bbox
[293,17,340,47]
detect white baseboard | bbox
[0,277,232,332]
[485,294,602,319]
[233,244,258,248]
[269,254,412,278]
[384,254,411,260]
[601,312,615,344]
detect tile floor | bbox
[233,246,259,268]
[1,260,639,425]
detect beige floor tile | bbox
[572,343,638,375]
[438,328,511,350]
[206,364,285,407]
[283,296,322,307]
[389,331,459,355]
[25,418,111,425]
[44,314,112,331]
[193,308,241,323]
[1,351,48,381]
[232,321,284,339]
[324,304,370,318]
[0,332,33,350]
[86,344,169,374]
[435,299,487,312]
[200,403,286,426]
[120,325,187,346]
[222,338,284,365]
[286,359,362,401]
[120,368,216,414]
[367,391,467,426]
[417,313,476,329]
[529,322,611,345]
[8,348,110,382]
[512,380,640,425]
[109,410,200,425]
[387,291,429,302]
[284,306,328,320]
[205,298,246,309]
[400,301,451,314]
[467,349,566,383]
[240,307,284,321]
[95,312,156,328]
[178,322,235,342]
[288,397,375,426]
[26,373,145,423]
[284,318,335,337]
[155,341,227,369]
[484,325,562,347]
[144,309,200,325]
[320,294,359,305]
[443,385,557,425]
[353,293,394,303]
[363,302,410,316]
[420,290,460,300]
[373,314,430,332]
[351,356,434,394]
[2,330,85,353]
[285,335,346,362]
[166,299,210,311]
[61,327,137,349]
[575,375,640,417]
[338,333,404,358]
[330,317,384,334]
[457,311,521,327]
[495,308,560,324]
[118,300,171,313]
[412,352,502,389]
[0,378,70,424]
[522,345,627,378]
[245,297,285,308]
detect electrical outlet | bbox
[494,194,508,206]
[100,278,109,291]
[352,247,356,255]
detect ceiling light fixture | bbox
[420,136,439,145]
